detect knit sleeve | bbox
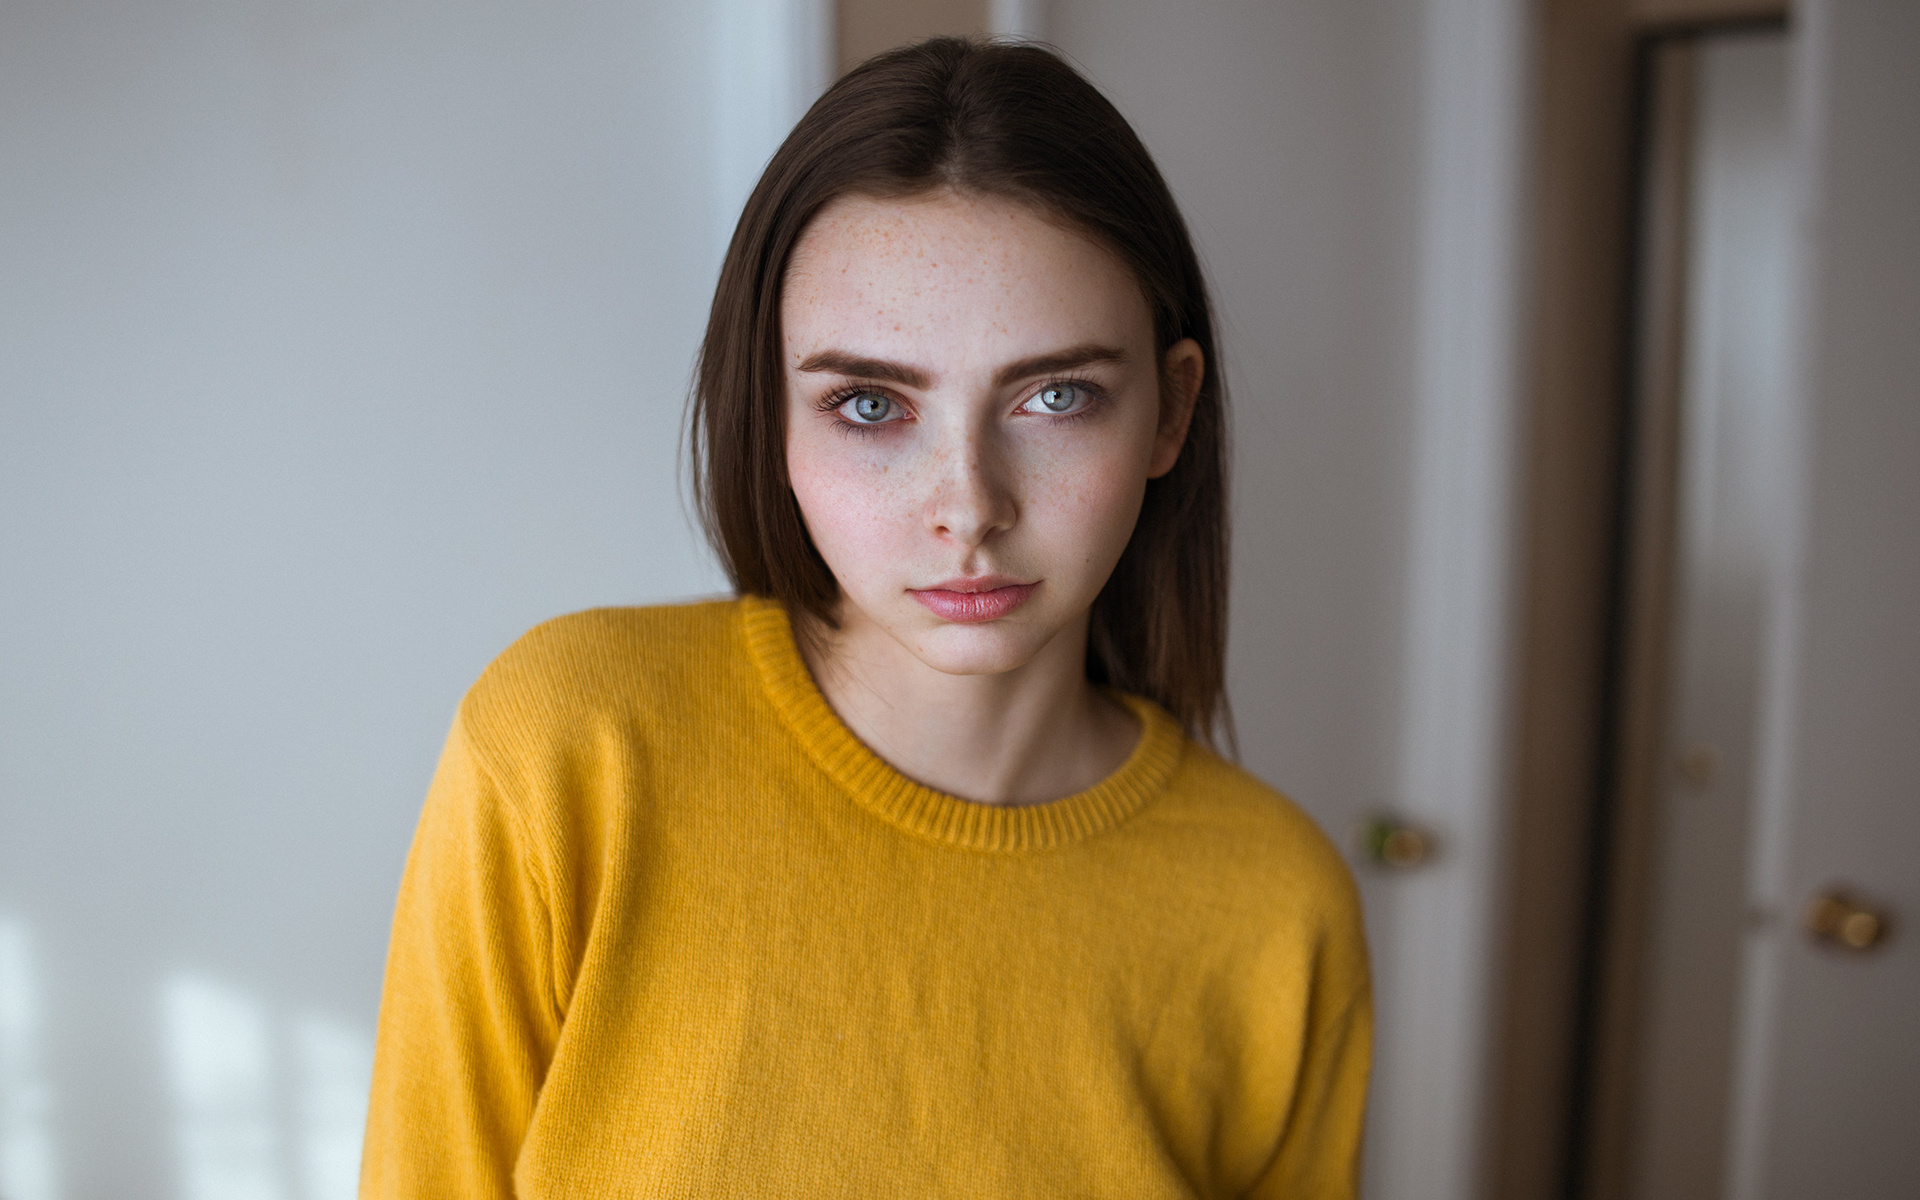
[360,707,564,1198]
[1245,903,1374,1200]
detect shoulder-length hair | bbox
[690,36,1231,747]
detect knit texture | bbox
[362,598,1371,1198]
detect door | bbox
[1596,5,1920,1198]
[1723,1,1920,1194]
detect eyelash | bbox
[814,375,1111,436]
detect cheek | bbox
[786,432,912,578]
[1026,447,1150,568]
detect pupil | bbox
[855,394,889,421]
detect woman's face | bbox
[782,190,1200,678]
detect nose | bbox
[924,427,1017,548]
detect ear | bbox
[1148,338,1204,478]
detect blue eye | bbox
[846,392,893,423]
[1023,383,1086,415]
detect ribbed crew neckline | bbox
[740,596,1184,853]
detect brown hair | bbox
[690,37,1232,747]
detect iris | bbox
[1035,384,1078,413]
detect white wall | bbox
[0,1,784,1193]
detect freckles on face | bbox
[780,190,1166,672]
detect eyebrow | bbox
[795,350,930,389]
[794,343,1129,391]
[991,344,1129,388]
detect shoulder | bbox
[1142,741,1367,972]
[1157,745,1353,890]
[453,598,751,781]
[467,599,741,712]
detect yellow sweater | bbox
[363,598,1370,1198]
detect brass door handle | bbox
[1356,815,1435,868]
[1803,887,1890,951]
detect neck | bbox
[797,606,1139,806]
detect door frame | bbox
[1484,2,1786,1199]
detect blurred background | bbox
[1,0,1913,1197]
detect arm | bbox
[360,711,563,1198]
[1246,980,1373,1200]
[1243,852,1374,1200]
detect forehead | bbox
[781,190,1150,357]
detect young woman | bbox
[363,37,1370,1199]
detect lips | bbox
[909,579,1038,623]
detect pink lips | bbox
[909,578,1038,623]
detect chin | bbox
[900,622,1053,678]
